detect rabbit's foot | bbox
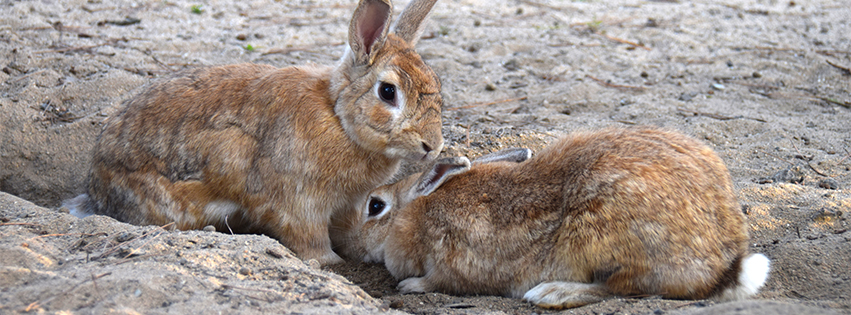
[397,277,431,294]
[315,251,344,266]
[300,248,344,266]
[523,281,610,309]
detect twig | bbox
[11,69,48,82]
[585,75,646,90]
[447,96,528,110]
[30,232,106,240]
[838,149,851,164]
[601,33,651,50]
[783,131,828,177]
[113,252,169,265]
[224,215,234,235]
[119,231,164,260]
[91,272,103,301]
[826,59,851,75]
[731,46,851,56]
[518,0,573,10]
[32,43,109,54]
[0,222,42,227]
[677,108,766,122]
[761,150,795,166]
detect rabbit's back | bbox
[87,63,380,228]
[539,126,747,299]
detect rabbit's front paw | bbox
[397,277,431,294]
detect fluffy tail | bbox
[62,194,94,219]
[717,253,771,301]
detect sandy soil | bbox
[1,0,850,314]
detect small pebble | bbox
[239,267,252,275]
[236,34,247,41]
[389,299,404,309]
[753,71,762,78]
[115,232,135,243]
[202,225,216,232]
[266,247,284,258]
[818,179,840,190]
[711,83,725,90]
[485,83,497,91]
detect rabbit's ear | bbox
[348,0,393,65]
[472,148,532,165]
[408,156,471,199]
[390,0,438,46]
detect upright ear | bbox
[348,0,393,65]
[390,0,438,46]
[472,148,533,165]
[407,156,470,200]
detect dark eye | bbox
[378,82,396,104]
[368,197,386,217]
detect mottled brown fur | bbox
[81,0,443,265]
[351,126,764,308]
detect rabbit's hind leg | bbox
[523,281,611,309]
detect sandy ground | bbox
[1,0,850,314]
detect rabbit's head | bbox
[331,0,444,162]
[336,156,469,262]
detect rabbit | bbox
[68,0,445,266]
[345,126,771,309]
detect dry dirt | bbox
[1,0,850,314]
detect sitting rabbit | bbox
[345,126,770,308]
[68,0,444,266]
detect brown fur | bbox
[350,126,761,308]
[81,0,443,265]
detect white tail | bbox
[718,253,770,301]
[63,194,93,219]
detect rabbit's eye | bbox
[368,197,386,217]
[378,82,396,104]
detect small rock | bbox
[679,92,698,102]
[502,59,520,71]
[762,164,805,184]
[135,289,142,297]
[202,225,216,232]
[118,247,144,258]
[115,232,136,243]
[236,34,247,41]
[711,83,726,90]
[266,247,284,258]
[389,299,404,309]
[818,179,839,190]
[753,71,762,78]
[239,267,252,275]
[484,83,497,91]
